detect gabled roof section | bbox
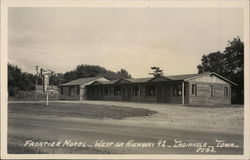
[184,72,237,86]
[114,79,133,84]
[148,76,172,82]
[89,81,103,86]
[115,76,172,84]
[166,74,199,81]
[126,77,153,83]
[89,80,118,85]
[59,76,104,86]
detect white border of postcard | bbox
[1,0,250,159]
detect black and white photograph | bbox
[1,0,249,159]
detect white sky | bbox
[8,8,243,78]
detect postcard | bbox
[1,0,249,159]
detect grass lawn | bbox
[8,102,157,120]
[8,101,244,133]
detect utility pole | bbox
[35,66,39,101]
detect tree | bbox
[197,37,244,104]
[8,64,22,96]
[116,69,132,79]
[224,37,244,104]
[63,64,132,82]
[149,66,164,77]
[63,70,77,83]
[8,63,133,96]
[50,73,64,86]
[8,63,36,96]
[197,51,226,75]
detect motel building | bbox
[59,72,236,105]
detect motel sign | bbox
[40,68,53,105]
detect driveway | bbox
[9,113,243,154]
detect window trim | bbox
[191,84,197,96]
[132,86,139,96]
[173,84,182,97]
[77,86,80,95]
[224,86,229,97]
[210,85,214,97]
[103,86,109,96]
[69,86,74,96]
[114,86,121,96]
[61,87,64,94]
[146,85,156,97]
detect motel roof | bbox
[88,72,237,86]
[89,73,200,85]
[60,72,237,87]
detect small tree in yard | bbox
[149,66,164,77]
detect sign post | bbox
[35,66,39,101]
[46,93,49,106]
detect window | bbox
[224,87,229,97]
[114,87,121,96]
[61,87,64,94]
[77,86,80,95]
[173,84,182,97]
[146,86,156,96]
[210,86,214,97]
[104,86,108,96]
[132,86,139,96]
[192,84,197,96]
[69,87,74,96]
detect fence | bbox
[9,90,60,101]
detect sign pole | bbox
[35,66,39,101]
[46,92,49,106]
[41,68,52,106]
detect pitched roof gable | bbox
[166,74,199,81]
[184,72,237,85]
[89,80,118,85]
[59,76,105,86]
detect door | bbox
[157,85,166,102]
[122,86,130,101]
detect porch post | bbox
[182,81,185,105]
[139,84,141,103]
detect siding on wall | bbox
[187,74,232,105]
[60,86,80,100]
[60,77,109,100]
[188,82,231,105]
[189,74,228,84]
[168,82,187,104]
[184,82,189,104]
[100,85,158,102]
[89,82,188,104]
[80,77,108,100]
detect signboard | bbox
[43,74,49,92]
[41,69,51,93]
[40,68,53,106]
